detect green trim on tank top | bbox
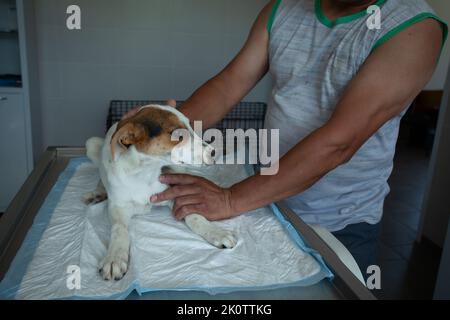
[267,0,282,34]
[315,0,387,28]
[371,12,448,56]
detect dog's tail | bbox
[86,137,104,167]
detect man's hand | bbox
[150,174,235,221]
[121,99,177,120]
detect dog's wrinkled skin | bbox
[85,105,237,281]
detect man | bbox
[132,0,447,274]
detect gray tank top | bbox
[265,0,447,231]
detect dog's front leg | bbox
[99,205,131,281]
[184,214,237,249]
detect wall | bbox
[33,0,450,152]
[426,0,450,90]
[33,0,271,150]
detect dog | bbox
[85,104,237,281]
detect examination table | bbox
[0,147,375,300]
[0,100,376,299]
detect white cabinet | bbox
[0,90,30,211]
[0,0,38,212]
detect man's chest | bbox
[268,19,371,94]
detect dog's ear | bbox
[110,122,146,160]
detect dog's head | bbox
[110,105,213,165]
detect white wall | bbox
[33,0,271,149]
[33,0,449,151]
[426,0,450,90]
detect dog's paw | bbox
[83,191,107,205]
[205,228,237,249]
[99,250,129,281]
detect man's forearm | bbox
[229,125,353,215]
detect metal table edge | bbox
[274,201,376,300]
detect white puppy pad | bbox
[0,158,331,299]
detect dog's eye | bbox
[120,138,132,149]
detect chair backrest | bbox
[106,100,267,133]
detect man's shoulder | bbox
[380,0,438,25]
[371,0,446,54]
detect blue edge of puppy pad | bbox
[0,157,333,300]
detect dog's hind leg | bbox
[184,214,237,249]
[99,205,131,281]
[83,180,108,205]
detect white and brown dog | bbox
[85,105,237,281]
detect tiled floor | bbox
[374,141,442,300]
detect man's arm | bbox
[153,18,444,221]
[229,18,444,215]
[177,1,274,128]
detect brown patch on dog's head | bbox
[111,106,187,160]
